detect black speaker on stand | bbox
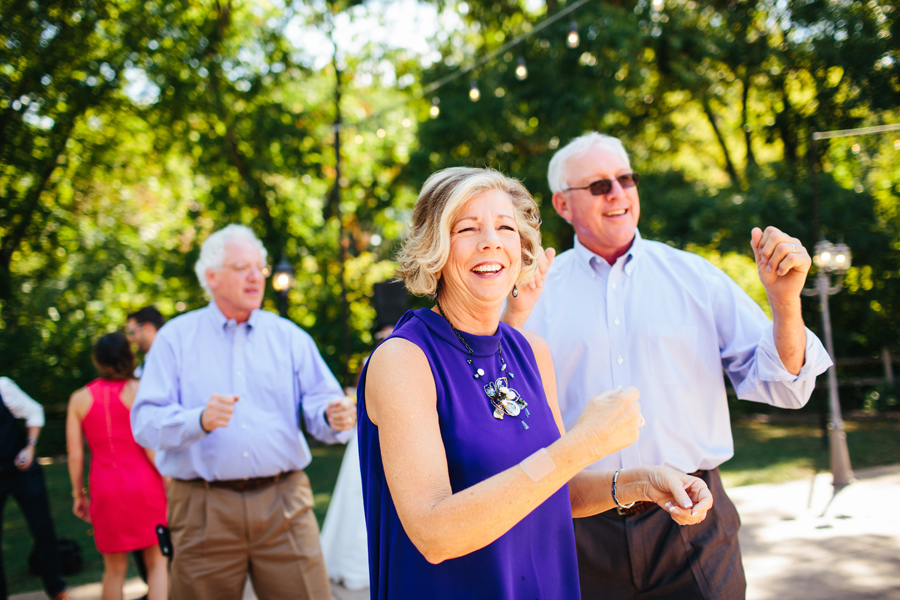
[372,280,409,336]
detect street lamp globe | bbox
[813,240,851,274]
[272,257,295,293]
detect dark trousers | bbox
[575,468,746,600]
[0,463,66,599]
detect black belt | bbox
[614,470,705,517]
[185,470,294,493]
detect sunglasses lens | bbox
[588,180,613,196]
[618,173,639,188]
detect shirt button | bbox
[617,356,624,364]
[614,318,620,325]
[611,283,617,290]
[241,424,247,429]
[243,452,249,458]
[236,371,243,377]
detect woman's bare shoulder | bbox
[68,386,93,416]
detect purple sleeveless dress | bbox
[357,308,581,599]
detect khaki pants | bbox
[168,470,332,600]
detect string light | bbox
[340,0,593,133]
[469,80,481,102]
[515,56,528,80]
[567,20,580,48]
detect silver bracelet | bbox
[612,468,635,509]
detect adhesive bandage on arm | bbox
[520,447,556,482]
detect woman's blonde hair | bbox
[396,167,542,297]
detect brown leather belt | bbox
[614,470,705,517]
[188,471,294,493]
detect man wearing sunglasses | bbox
[504,132,832,599]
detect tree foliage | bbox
[409,0,899,363]
[1,0,898,412]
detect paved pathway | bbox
[13,465,900,600]
[732,463,900,600]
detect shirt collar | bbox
[572,229,644,276]
[206,300,260,330]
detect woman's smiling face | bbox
[441,189,522,309]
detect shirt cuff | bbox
[185,406,210,440]
[24,414,46,428]
[756,326,833,382]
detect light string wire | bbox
[336,0,597,134]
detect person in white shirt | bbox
[503,132,833,599]
[0,377,71,600]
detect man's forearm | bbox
[770,298,806,375]
[26,425,40,446]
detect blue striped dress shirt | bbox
[132,301,350,481]
[525,231,833,474]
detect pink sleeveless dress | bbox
[82,378,167,553]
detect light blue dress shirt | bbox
[132,301,350,481]
[525,231,833,474]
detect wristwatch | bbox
[26,439,37,446]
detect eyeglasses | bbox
[563,173,639,196]
[222,263,271,278]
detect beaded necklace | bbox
[437,303,530,429]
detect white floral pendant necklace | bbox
[437,303,530,429]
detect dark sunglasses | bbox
[563,172,639,196]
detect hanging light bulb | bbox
[469,80,481,102]
[515,56,528,80]
[430,97,440,118]
[567,20,580,48]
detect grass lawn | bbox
[3,418,898,595]
[720,418,900,488]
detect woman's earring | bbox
[512,285,518,298]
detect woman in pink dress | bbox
[66,332,168,600]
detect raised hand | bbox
[503,246,555,327]
[751,226,811,306]
[200,393,239,432]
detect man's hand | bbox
[326,397,357,431]
[200,394,239,433]
[15,445,35,471]
[751,226,811,306]
[502,246,556,328]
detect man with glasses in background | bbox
[504,132,832,599]
[132,224,356,600]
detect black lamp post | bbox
[272,256,295,319]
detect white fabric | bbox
[524,231,832,474]
[319,430,369,590]
[0,376,45,428]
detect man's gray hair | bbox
[547,132,632,194]
[194,224,268,295]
